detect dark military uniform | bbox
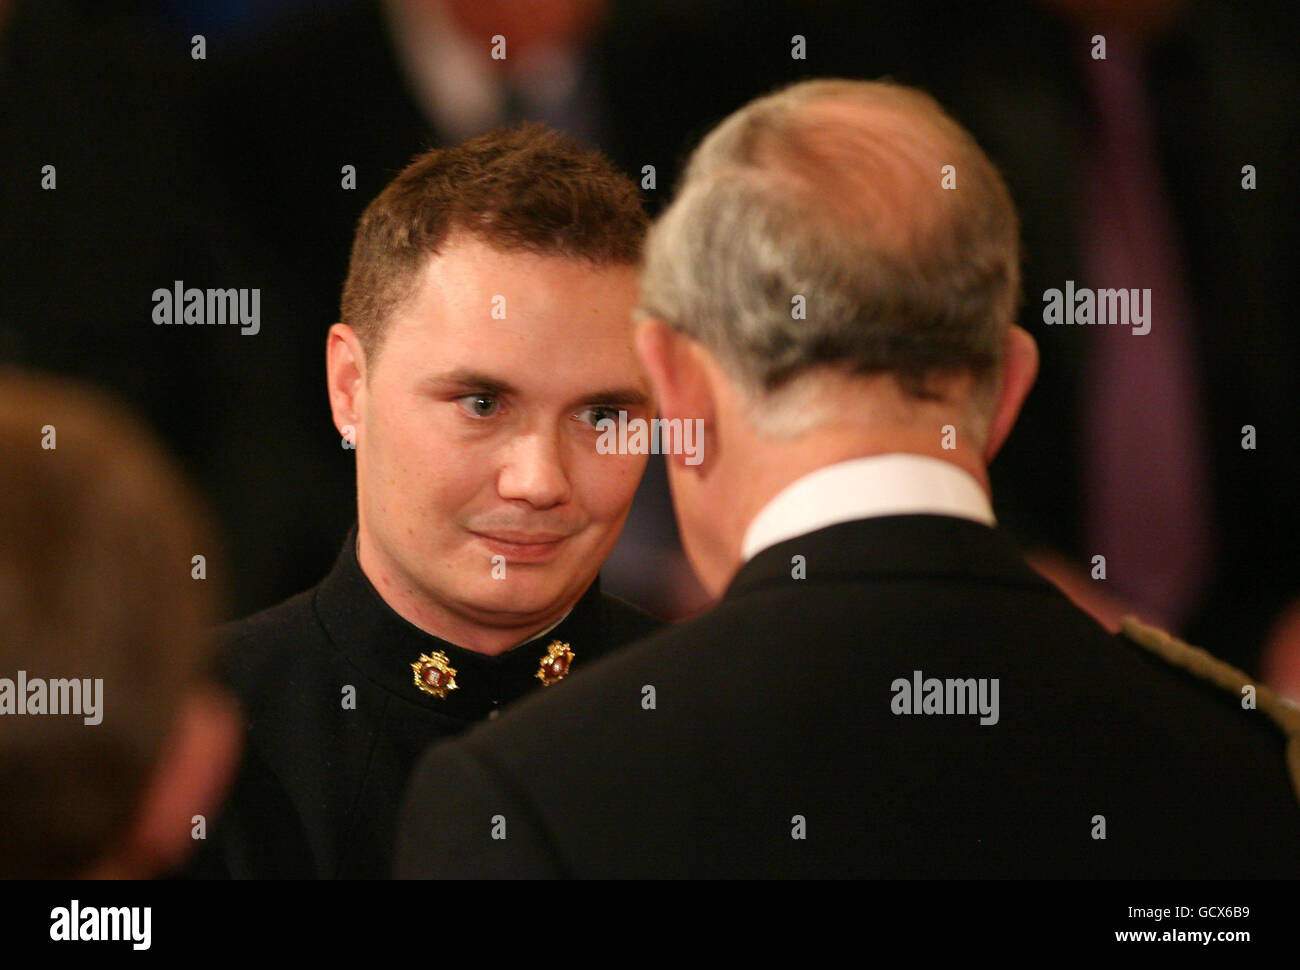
[185,527,662,879]
[396,515,1300,878]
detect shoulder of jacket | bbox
[1119,615,1300,806]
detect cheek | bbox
[371,409,483,512]
[416,445,495,521]
[575,452,647,524]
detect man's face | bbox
[354,236,650,633]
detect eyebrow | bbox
[577,388,653,409]
[422,370,651,409]
[423,369,518,396]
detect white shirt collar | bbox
[741,454,996,562]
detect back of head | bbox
[639,78,1022,439]
[0,369,221,878]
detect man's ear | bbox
[982,325,1039,464]
[326,324,366,446]
[635,319,716,427]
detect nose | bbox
[496,427,573,510]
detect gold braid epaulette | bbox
[1120,616,1300,808]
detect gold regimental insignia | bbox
[536,640,575,687]
[412,651,459,699]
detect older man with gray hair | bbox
[397,79,1300,878]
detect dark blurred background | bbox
[3,0,1297,694]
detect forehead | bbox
[377,236,643,385]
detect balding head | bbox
[691,86,956,247]
[635,79,1038,596]
[640,78,1021,437]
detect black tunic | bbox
[185,528,663,879]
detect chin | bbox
[464,573,573,620]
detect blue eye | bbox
[577,406,620,429]
[457,394,500,418]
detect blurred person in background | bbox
[0,369,241,879]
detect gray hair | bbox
[638,79,1021,436]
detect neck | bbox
[355,530,574,655]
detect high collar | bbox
[312,527,611,723]
[726,514,1052,604]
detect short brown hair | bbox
[0,369,221,878]
[341,123,648,361]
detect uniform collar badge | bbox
[412,651,459,699]
[536,640,575,686]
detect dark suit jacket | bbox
[396,515,1300,878]
[182,529,662,879]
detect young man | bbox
[189,125,662,878]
